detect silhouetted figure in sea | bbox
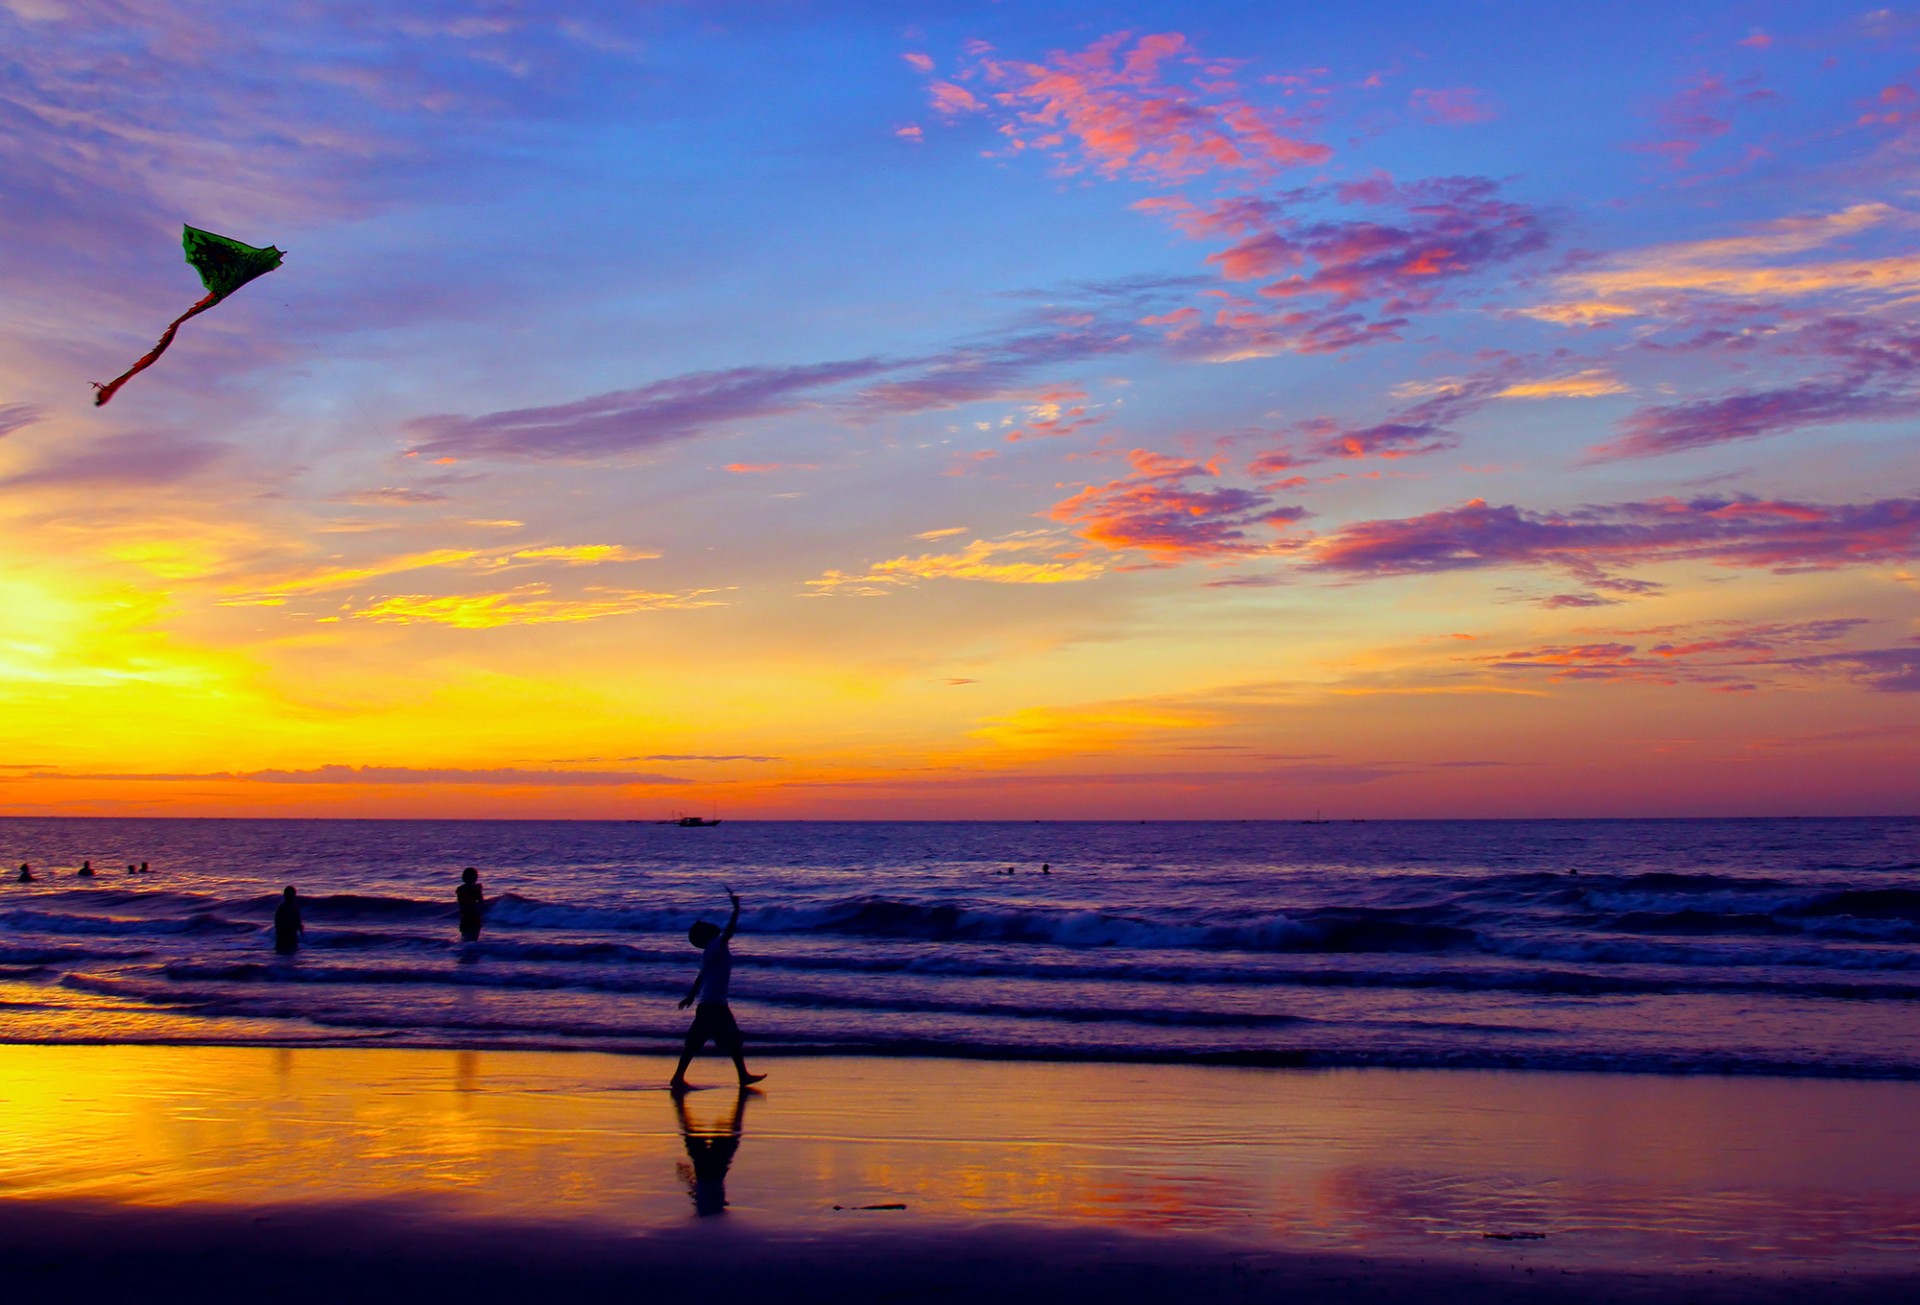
[140,861,149,874]
[273,885,304,955]
[456,866,485,942]
[126,863,136,875]
[675,1086,750,1216]
[77,860,94,878]
[670,887,766,1092]
[16,863,32,883]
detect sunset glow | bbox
[3,3,1917,818]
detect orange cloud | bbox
[1530,204,1915,317]
[351,584,726,628]
[223,542,660,605]
[1497,370,1630,399]
[1050,449,1307,558]
[807,532,1106,595]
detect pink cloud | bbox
[1175,301,1409,359]
[1050,449,1307,558]
[1859,77,1920,129]
[1287,366,1516,463]
[1475,619,1919,694]
[1409,87,1496,125]
[1231,177,1548,309]
[903,52,935,74]
[929,80,985,116]
[1634,72,1773,170]
[1142,175,1548,340]
[961,31,1328,185]
[1002,387,1103,442]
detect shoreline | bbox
[4,1030,1918,1081]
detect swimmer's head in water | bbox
[462,866,479,883]
[688,920,720,948]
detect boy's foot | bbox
[668,1078,691,1095]
[739,1072,767,1086]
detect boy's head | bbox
[688,920,721,949]
[461,866,479,884]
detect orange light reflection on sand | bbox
[4,1047,1920,1269]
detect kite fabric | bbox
[92,225,285,407]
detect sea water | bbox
[1,817,1916,1076]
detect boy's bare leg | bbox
[671,1020,702,1091]
[732,1054,766,1086]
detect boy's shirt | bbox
[695,937,732,1004]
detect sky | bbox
[2,0,1918,820]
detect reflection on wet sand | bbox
[2,1045,1919,1271]
[676,1088,750,1216]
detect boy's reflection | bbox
[674,1086,752,1216]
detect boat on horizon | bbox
[662,815,721,827]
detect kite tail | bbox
[92,291,220,407]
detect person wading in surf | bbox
[669,887,766,1093]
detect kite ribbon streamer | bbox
[92,292,219,407]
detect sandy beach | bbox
[2,1043,1917,1301]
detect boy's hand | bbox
[727,885,741,907]
[678,994,695,1010]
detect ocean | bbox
[1,817,1916,1077]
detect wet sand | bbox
[1,1044,1917,1301]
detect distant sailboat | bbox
[1301,809,1330,825]
[662,814,721,827]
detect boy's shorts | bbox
[684,1001,744,1054]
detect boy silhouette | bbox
[456,866,485,941]
[669,887,766,1093]
[273,885,303,955]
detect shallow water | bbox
[1,817,1917,1075]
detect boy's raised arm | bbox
[721,887,742,943]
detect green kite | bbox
[93,225,285,406]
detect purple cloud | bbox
[1779,646,1920,693]
[851,319,1143,415]
[0,404,44,438]
[406,360,892,461]
[1313,494,1920,581]
[0,432,226,490]
[1593,381,1918,460]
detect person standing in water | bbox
[669,887,766,1093]
[273,885,303,955]
[456,867,485,942]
